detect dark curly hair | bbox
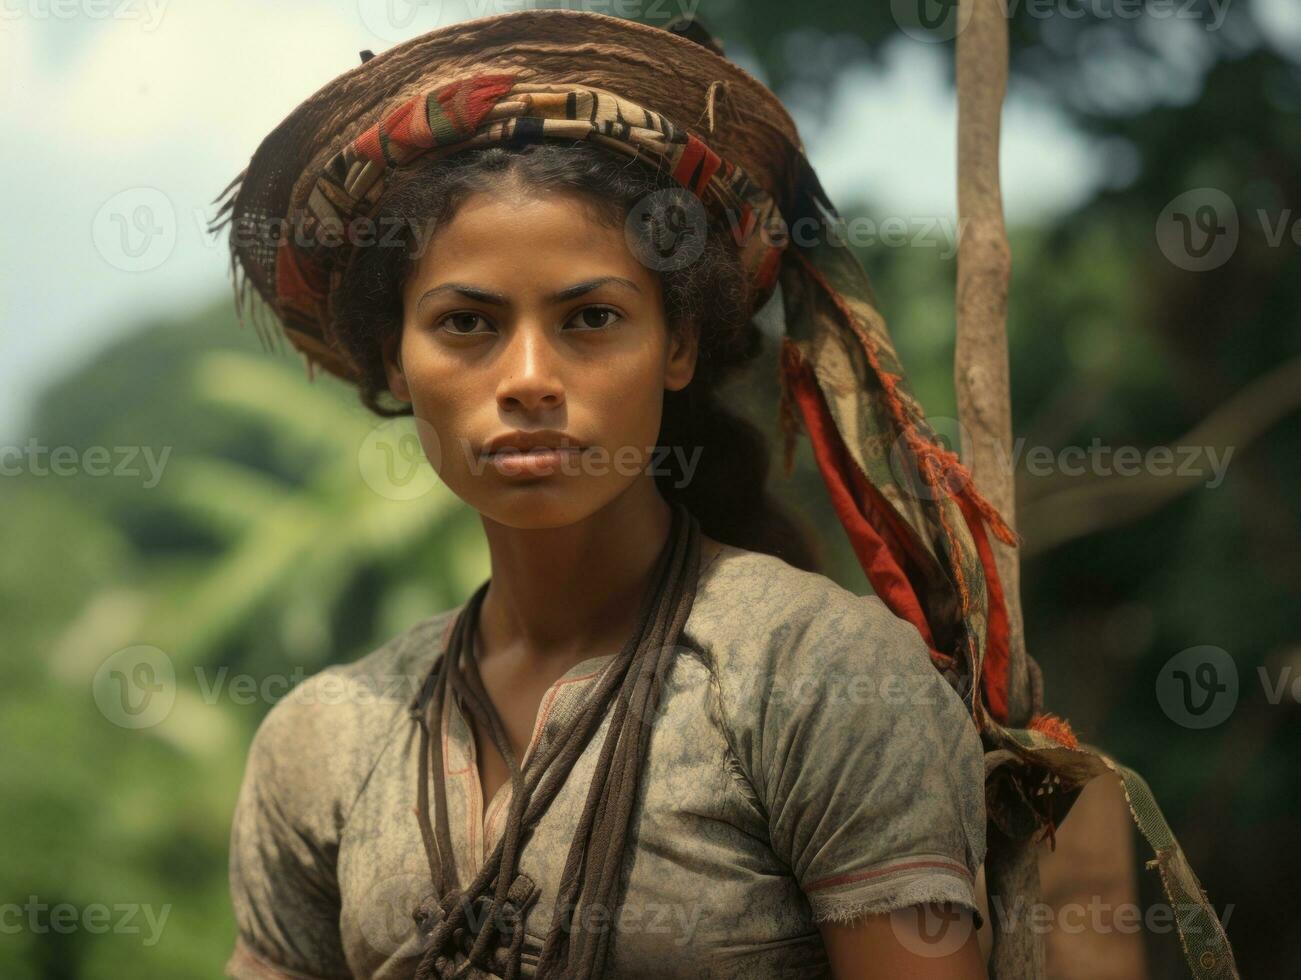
[331,138,819,572]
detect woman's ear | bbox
[664,319,699,393]
[382,330,412,403]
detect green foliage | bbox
[2,302,484,978]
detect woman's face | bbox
[384,185,697,529]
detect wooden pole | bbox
[954,0,1045,976]
[955,0,1030,721]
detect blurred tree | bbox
[3,305,486,979]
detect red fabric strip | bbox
[954,492,1010,723]
[672,135,721,196]
[274,241,328,309]
[437,73,516,133]
[781,341,937,650]
[385,95,428,150]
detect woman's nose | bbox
[495,324,564,413]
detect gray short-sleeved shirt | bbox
[224,542,986,979]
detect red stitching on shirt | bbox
[441,688,470,776]
[479,667,605,856]
[436,600,610,867]
[519,666,606,765]
[806,858,973,892]
[467,747,481,873]
[436,686,478,872]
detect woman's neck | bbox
[476,478,677,664]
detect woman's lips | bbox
[484,447,586,477]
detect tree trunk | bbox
[954,1,1045,976]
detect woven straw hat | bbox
[210,8,812,381]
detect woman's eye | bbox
[436,308,621,336]
[438,312,492,336]
[567,306,623,331]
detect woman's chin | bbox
[473,488,600,531]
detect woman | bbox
[215,11,991,979]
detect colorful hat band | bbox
[266,72,788,370]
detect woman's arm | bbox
[721,587,991,977]
[225,671,353,980]
[820,904,988,980]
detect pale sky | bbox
[7,0,1276,443]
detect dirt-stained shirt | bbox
[224,541,987,979]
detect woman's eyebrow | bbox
[416,276,641,312]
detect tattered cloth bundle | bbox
[209,9,1237,978]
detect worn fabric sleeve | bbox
[225,670,354,980]
[753,590,987,926]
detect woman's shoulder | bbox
[235,606,463,816]
[686,542,987,896]
[271,605,460,725]
[688,540,928,675]
[687,540,972,744]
